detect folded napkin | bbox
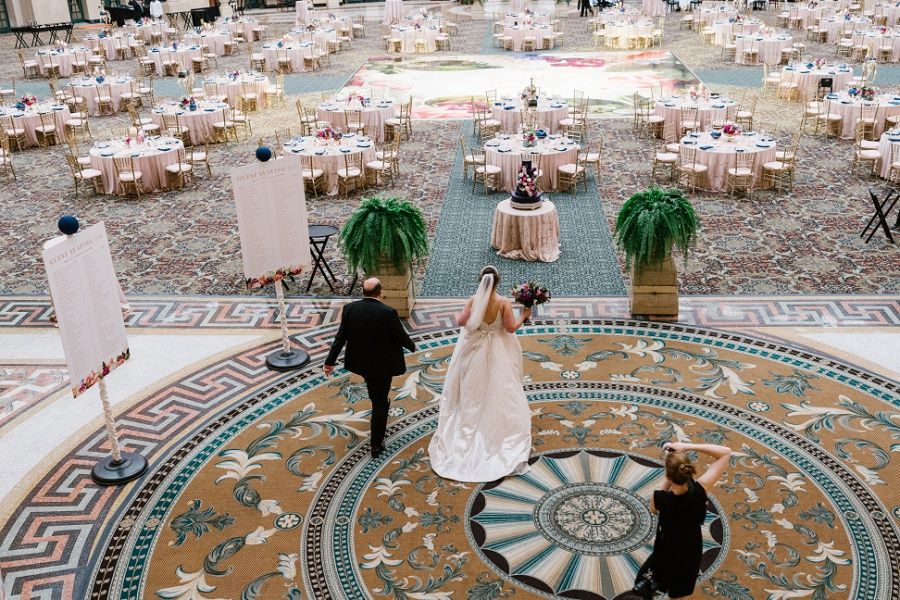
[699,144,714,150]
[755,143,770,148]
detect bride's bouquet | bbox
[511,281,551,308]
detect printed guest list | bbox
[42,222,130,397]
[230,155,311,288]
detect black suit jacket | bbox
[325,298,415,378]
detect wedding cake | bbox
[510,160,542,210]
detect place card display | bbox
[231,155,311,289]
[42,222,130,397]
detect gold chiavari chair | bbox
[64,152,102,195]
[725,151,757,199]
[299,154,325,199]
[212,107,238,143]
[852,121,883,176]
[65,110,92,142]
[677,146,708,193]
[239,81,258,113]
[0,134,16,179]
[113,156,144,198]
[0,78,15,103]
[162,113,190,144]
[35,111,59,147]
[1,115,27,151]
[459,135,485,180]
[165,147,196,188]
[18,51,40,78]
[337,151,364,198]
[376,134,402,177]
[265,72,286,108]
[343,109,366,136]
[188,142,212,178]
[96,82,115,115]
[558,152,588,197]
[67,136,92,168]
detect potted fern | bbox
[339,197,428,317]
[614,187,699,319]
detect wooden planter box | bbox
[369,263,416,318]
[630,255,679,320]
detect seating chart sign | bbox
[42,222,130,398]
[231,155,311,289]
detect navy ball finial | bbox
[58,215,80,236]
[255,146,272,162]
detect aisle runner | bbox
[422,127,625,297]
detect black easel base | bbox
[91,452,148,486]
[266,348,311,371]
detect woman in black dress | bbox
[649,442,732,598]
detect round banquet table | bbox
[484,135,579,192]
[604,22,655,48]
[222,19,261,41]
[89,137,184,195]
[34,48,92,78]
[491,198,560,262]
[128,22,174,43]
[654,96,734,139]
[504,12,551,25]
[148,46,203,76]
[697,7,737,27]
[502,25,553,50]
[296,0,310,24]
[150,101,229,145]
[391,26,440,52]
[261,42,316,72]
[877,130,900,178]
[316,100,396,143]
[820,16,872,42]
[822,93,900,139]
[511,0,527,12]
[0,103,70,147]
[209,74,271,109]
[642,0,667,18]
[184,31,233,56]
[68,77,135,115]
[84,34,134,60]
[711,20,761,46]
[734,35,794,66]
[383,0,403,25]
[681,132,776,192]
[779,65,854,100]
[851,32,900,62]
[883,4,900,26]
[281,135,378,195]
[490,100,569,134]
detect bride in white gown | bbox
[428,266,533,482]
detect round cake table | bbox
[490,198,560,262]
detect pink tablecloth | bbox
[851,32,900,61]
[0,105,70,146]
[603,22,655,48]
[654,98,733,139]
[67,78,134,115]
[491,104,569,134]
[282,138,377,195]
[734,35,794,66]
[262,42,316,72]
[184,31,234,56]
[780,67,854,100]
[511,0,527,12]
[824,95,900,139]
[683,132,776,191]
[711,20,761,46]
[484,137,579,192]
[89,138,184,195]
[642,0,667,18]
[877,131,900,178]
[820,17,873,42]
[148,46,203,76]
[698,8,737,27]
[35,49,91,77]
[491,198,560,262]
[210,76,271,109]
[316,103,396,143]
[84,35,133,60]
[383,0,403,25]
[391,26,440,52]
[150,103,228,145]
[296,0,310,24]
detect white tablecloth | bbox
[209,75,271,109]
[148,46,202,75]
[491,198,560,262]
[84,34,134,60]
[502,25,553,50]
[89,138,184,194]
[183,31,233,56]
[296,0,310,24]
[877,130,900,178]
[511,0,527,12]
[819,16,872,42]
[68,77,135,115]
[851,32,900,62]
[35,48,93,77]
[604,22,655,48]
[681,132,776,191]
[484,135,579,192]
[780,66,854,100]
[390,26,440,52]
[262,42,316,72]
[711,20,761,46]
[642,0,667,18]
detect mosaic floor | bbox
[343,51,701,119]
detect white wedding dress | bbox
[428,275,532,482]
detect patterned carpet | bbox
[421,127,626,296]
[72,320,898,600]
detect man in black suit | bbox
[324,278,416,457]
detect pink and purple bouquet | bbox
[511,281,551,308]
[20,95,37,107]
[316,126,340,140]
[722,123,740,136]
[180,96,193,107]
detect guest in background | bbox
[647,442,732,599]
[129,0,144,19]
[149,0,164,20]
[579,0,594,17]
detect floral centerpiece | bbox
[721,123,741,139]
[814,57,827,69]
[316,126,340,141]
[20,95,37,107]
[510,160,542,209]
[521,78,538,107]
[229,70,240,80]
[848,85,877,101]
[522,129,537,147]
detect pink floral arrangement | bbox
[247,266,303,289]
[515,163,539,196]
[306,23,316,31]
[180,96,193,106]
[20,95,37,106]
[814,57,827,68]
[316,127,339,140]
[848,85,877,101]
[75,348,131,396]
[230,70,240,80]
[522,131,536,147]
[510,281,551,308]
[722,123,740,135]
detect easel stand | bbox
[265,282,310,371]
[91,378,148,485]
